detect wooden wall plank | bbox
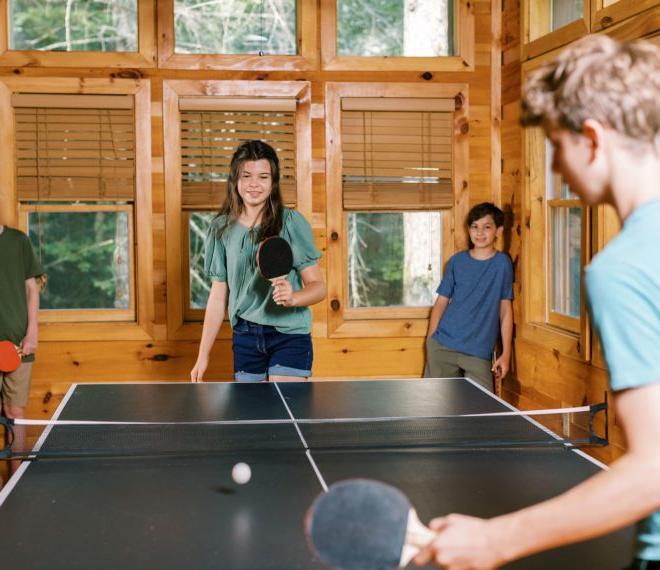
[0,2,500,452]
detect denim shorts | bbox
[232,317,313,382]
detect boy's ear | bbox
[581,119,608,162]
[496,226,504,239]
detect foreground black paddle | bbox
[256,236,294,282]
[305,479,436,569]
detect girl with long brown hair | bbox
[191,140,325,382]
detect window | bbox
[325,82,469,337]
[9,0,138,51]
[522,0,588,60]
[0,78,154,340]
[158,0,317,70]
[521,123,589,359]
[591,1,660,33]
[163,80,312,338]
[22,205,135,320]
[174,0,297,55]
[187,211,216,311]
[0,2,154,67]
[336,0,454,57]
[12,94,137,323]
[322,0,473,71]
[527,0,585,39]
[348,212,443,308]
[546,140,582,330]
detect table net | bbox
[1,403,608,460]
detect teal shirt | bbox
[204,208,320,334]
[585,199,660,561]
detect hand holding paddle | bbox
[0,340,22,373]
[256,237,295,306]
[305,479,436,569]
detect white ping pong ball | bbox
[232,462,252,485]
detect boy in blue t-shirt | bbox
[424,202,513,393]
[415,35,660,570]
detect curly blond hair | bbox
[522,34,660,150]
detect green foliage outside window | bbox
[348,212,442,308]
[337,0,453,57]
[175,0,297,55]
[27,210,131,310]
[189,212,216,310]
[10,0,137,52]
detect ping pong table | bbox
[0,377,633,569]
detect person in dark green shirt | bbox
[0,224,42,475]
[191,140,326,383]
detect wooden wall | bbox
[500,0,660,464]
[0,2,502,422]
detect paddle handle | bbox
[400,509,436,567]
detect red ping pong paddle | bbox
[305,479,435,569]
[256,236,294,282]
[0,341,22,373]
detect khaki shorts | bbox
[424,337,494,392]
[1,362,33,408]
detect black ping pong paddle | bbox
[256,236,293,282]
[305,479,435,569]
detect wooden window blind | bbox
[341,97,454,210]
[12,94,135,202]
[179,97,297,208]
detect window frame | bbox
[17,203,136,322]
[157,0,318,70]
[325,81,470,338]
[590,0,660,33]
[182,209,218,322]
[320,0,474,71]
[0,76,154,341]
[520,62,590,360]
[545,195,584,333]
[163,79,312,340]
[0,1,155,68]
[522,0,590,61]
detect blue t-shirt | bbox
[432,250,513,360]
[585,199,660,561]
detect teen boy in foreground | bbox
[415,34,660,570]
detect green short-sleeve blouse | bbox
[204,208,321,334]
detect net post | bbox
[0,416,16,459]
[588,398,609,446]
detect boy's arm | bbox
[493,300,513,380]
[415,382,660,569]
[427,295,450,338]
[21,277,40,356]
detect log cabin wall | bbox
[501,0,660,464]
[0,1,502,421]
[3,1,656,469]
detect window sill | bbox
[518,321,585,361]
